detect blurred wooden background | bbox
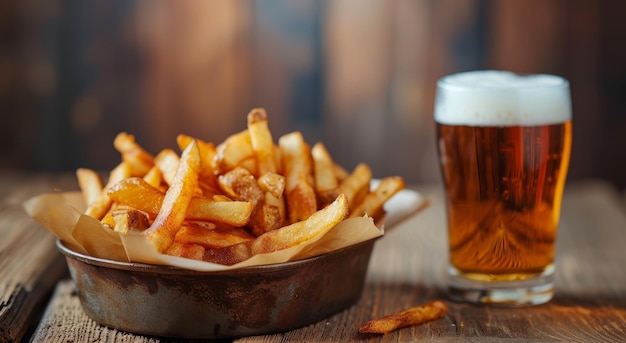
[1,0,625,189]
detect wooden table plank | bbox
[8,176,626,342]
[236,181,626,342]
[0,172,77,343]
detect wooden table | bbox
[2,171,626,342]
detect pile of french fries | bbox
[77,108,404,265]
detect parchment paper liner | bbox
[24,188,427,272]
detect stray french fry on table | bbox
[359,300,448,335]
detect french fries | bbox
[76,168,103,206]
[153,149,180,187]
[112,208,150,234]
[113,132,154,176]
[108,177,253,226]
[247,109,287,235]
[174,225,254,249]
[145,140,201,252]
[177,134,220,195]
[203,194,349,265]
[359,300,448,335]
[247,108,277,176]
[84,162,131,220]
[215,130,256,175]
[279,132,317,223]
[312,142,340,206]
[76,108,405,264]
[349,176,406,219]
[340,163,372,211]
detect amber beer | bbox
[438,122,572,274]
[435,71,572,305]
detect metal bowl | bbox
[57,238,376,339]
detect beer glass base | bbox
[447,267,554,306]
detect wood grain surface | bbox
[0,172,76,343]
[1,173,625,342]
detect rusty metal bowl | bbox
[57,238,376,339]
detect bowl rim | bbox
[56,237,378,275]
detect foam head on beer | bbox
[435,70,571,127]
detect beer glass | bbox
[435,70,572,305]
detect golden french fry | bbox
[100,202,121,227]
[182,220,217,230]
[236,157,258,177]
[177,134,217,173]
[255,173,287,236]
[247,108,277,176]
[311,142,340,206]
[252,194,348,254]
[176,133,195,152]
[358,300,448,334]
[85,162,131,220]
[108,177,252,226]
[218,167,286,235]
[142,165,163,188]
[279,131,317,223]
[108,178,164,213]
[174,224,254,249]
[112,208,150,234]
[257,172,285,199]
[263,191,286,221]
[187,199,252,226]
[177,134,219,193]
[76,168,103,206]
[165,242,205,260]
[288,184,317,223]
[256,173,286,235]
[153,149,180,187]
[203,194,348,265]
[215,130,256,174]
[212,194,232,202]
[217,167,264,205]
[339,163,372,211]
[183,219,244,233]
[349,176,405,219]
[249,202,280,236]
[113,132,154,176]
[145,140,201,252]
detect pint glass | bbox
[435,70,572,305]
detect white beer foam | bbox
[435,70,571,126]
